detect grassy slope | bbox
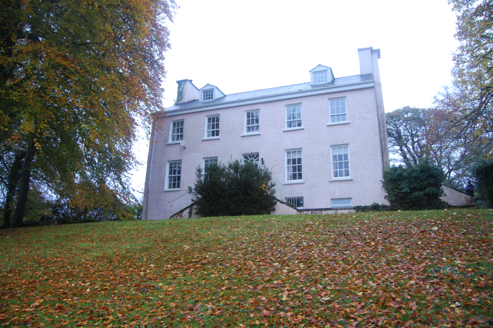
[0,209,492,327]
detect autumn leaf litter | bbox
[0,209,492,327]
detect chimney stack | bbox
[358,47,381,78]
[175,79,199,104]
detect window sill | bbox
[167,141,182,145]
[283,180,305,185]
[329,178,353,182]
[283,127,304,132]
[202,137,220,141]
[241,132,261,137]
[327,121,350,126]
[163,189,181,192]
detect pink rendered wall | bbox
[143,86,388,220]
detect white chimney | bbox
[358,47,381,77]
[175,79,199,104]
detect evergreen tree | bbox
[382,161,447,210]
[189,160,276,217]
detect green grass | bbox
[0,209,492,327]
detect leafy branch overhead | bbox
[0,0,176,226]
[436,0,493,141]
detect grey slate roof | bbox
[166,73,374,112]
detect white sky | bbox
[131,0,459,197]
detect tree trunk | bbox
[2,151,25,227]
[10,140,35,228]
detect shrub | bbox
[354,202,393,212]
[128,203,143,220]
[382,161,447,210]
[472,159,493,208]
[189,160,276,217]
[50,202,113,224]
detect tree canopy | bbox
[436,0,493,142]
[386,106,493,189]
[387,107,430,167]
[0,0,175,226]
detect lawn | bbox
[0,209,492,327]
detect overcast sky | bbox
[131,0,459,196]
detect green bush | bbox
[472,159,493,208]
[188,160,276,217]
[354,202,393,212]
[382,161,447,210]
[128,203,143,220]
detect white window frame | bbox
[205,115,220,138]
[286,149,303,182]
[202,89,214,101]
[165,161,182,190]
[243,152,259,166]
[169,120,184,142]
[286,104,302,129]
[313,70,328,84]
[329,98,348,124]
[245,110,260,134]
[331,198,352,208]
[285,196,304,208]
[331,145,351,179]
[203,157,218,176]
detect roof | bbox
[165,73,374,115]
[309,64,331,72]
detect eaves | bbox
[163,80,375,117]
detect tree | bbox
[386,106,493,189]
[382,161,447,210]
[435,0,493,142]
[0,0,175,226]
[386,107,430,166]
[472,159,493,208]
[188,160,276,217]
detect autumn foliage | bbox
[386,107,493,189]
[435,0,493,152]
[0,210,492,326]
[0,0,175,226]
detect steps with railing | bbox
[167,192,194,218]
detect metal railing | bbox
[167,192,193,214]
[274,182,304,207]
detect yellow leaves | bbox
[1,0,171,215]
[259,183,269,193]
[30,300,43,308]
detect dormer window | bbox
[202,89,214,101]
[199,84,225,102]
[313,71,327,84]
[309,65,334,86]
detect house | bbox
[142,47,389,220]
